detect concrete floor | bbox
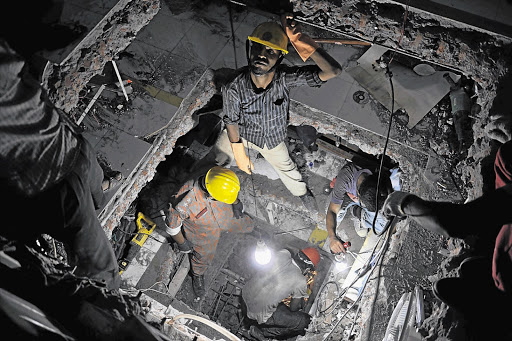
[80,0,454,192]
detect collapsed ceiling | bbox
[4,0,512,340]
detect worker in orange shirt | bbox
[164,166,254,298]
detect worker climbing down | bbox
[242,247,320,341]
[326,162,398,254]
[164,166,253,298]
[204,14,342,218]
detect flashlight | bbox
[334,253,348,271]
[254,240,271,265]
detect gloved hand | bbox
[177,239,193,253]
[232,200,244,219]
[382,191,414,219]
[281,14,319,62]
[230,141,254,174]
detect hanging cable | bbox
[228,1,238,69]
[371,0,409,236]
[371,69,395,236]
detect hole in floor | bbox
[112,107,401,340]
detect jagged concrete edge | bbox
[99,69,217,238]
[42,0,161,112]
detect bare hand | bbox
[329,238,347,254]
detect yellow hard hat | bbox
[205,166,240,204]
[248,22,288,55]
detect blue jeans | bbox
[336,198,386,234]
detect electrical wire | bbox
[321,227,392,341]
[388,0,410,65]
[371,1,409,237]
[228,1,238,69]
[371,70,395,237]
[317,230,388,316]
[123,281,176,297]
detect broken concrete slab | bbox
[346,44,461,128]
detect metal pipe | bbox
[111,60,129,102]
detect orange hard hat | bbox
[301,247,320,269]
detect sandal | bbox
[102,171,123,192]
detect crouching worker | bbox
[164,166,253,298]
[381,140,512,336]
[242,247,320,341]
[326,163,392,254]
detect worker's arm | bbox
[281,14,342,81]
[232,198,244,219]
[165,206,193,253]
[226,124,240,143]
[309,48,342,81]
[223,84,254,174]
[226,124,254,174]
[326,201,347,254]
[383,185,512,239]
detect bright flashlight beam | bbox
[255,241,271,265]
[334,254,348,271]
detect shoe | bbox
[458,256,489,279]
[350,205,362,219]
[192,273,205,298]
[432,277,504,319]
[300,191,319,217]
[102,171,123,192]
[249,325,267,341]
[352,217,368,238]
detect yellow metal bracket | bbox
[131,212,157,247]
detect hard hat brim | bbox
[248,36,288,55]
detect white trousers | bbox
[212,130,307,197]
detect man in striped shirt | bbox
[212,15,342,217]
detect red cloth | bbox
[493,141,512,292]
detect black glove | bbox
[382,191,413,219]
[232,200,244,219]
[177,239,193,253]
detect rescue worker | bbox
[382,140,512,336]
[208,15,342,217]
[242,246,320,341]
[164,166,253,297]
[0,0,121,290]
[326,163,392,254]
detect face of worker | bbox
[249,42,281,76]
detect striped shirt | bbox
[223,65,324,149]
[0,40,81,196]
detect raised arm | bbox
[281,14,342,81]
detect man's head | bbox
[204,166,240,204]
[358,174,389,212]
[293,247,320,274]
[247,22,288,76]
